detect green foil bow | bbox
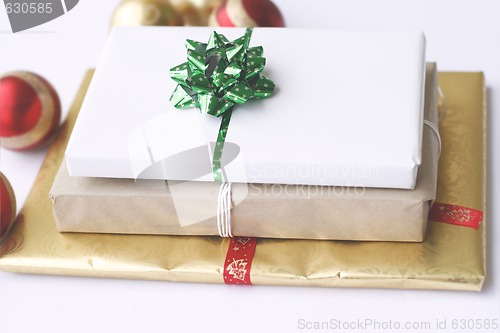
[169,28,275,182]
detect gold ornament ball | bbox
[169,0,223,26]
[111,0,183,28]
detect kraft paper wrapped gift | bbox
[50,63,439,241]
[0,69,486,291]
[65,27,426,190]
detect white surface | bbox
[1,1,499,333]
[66,27,426,189]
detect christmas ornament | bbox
[208,0,285,28]
[170,0,223,26]
[110,0,183,27]
[0,172,16,240]
[0,71,61,151]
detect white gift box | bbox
[66,27,426,189]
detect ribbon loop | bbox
[170,85,195,108]
[185,39,206,52]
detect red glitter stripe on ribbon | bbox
[429,202,483,230]
[224,237,257,285]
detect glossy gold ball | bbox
[111,0,184,28]
[169,0,223,26]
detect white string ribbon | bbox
[438,85,447,123]
[421,84,447,158]
[217,182,233,237]
[423,119,442,157]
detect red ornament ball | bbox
[0,172,16,240]
[0,71,61,151]
[209,0,285,27]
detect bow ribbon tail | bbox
[212,108,234,182]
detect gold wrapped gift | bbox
[0,69,486,291]
[49,64,440,242]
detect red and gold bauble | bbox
[0,173,16,240]
[209,0,285,27]
[0,71,61,151]
[110,0,184,27]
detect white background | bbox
[1,1,499,332]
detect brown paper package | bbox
[49,64,440,242]
[0,66,486,291]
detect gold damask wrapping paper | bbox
[48,64,439,242]
[0,69,486,291]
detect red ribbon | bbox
[429,202,483,230]
[224,237,257,285]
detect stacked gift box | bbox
[56,27,435,240]
[0,27,486,291]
